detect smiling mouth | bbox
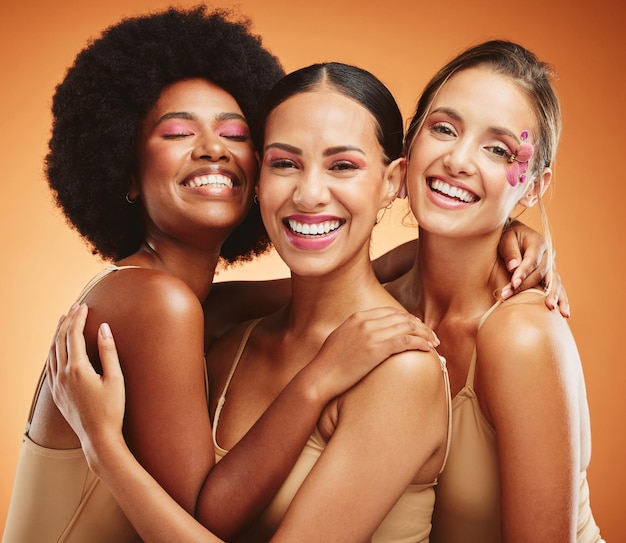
[183,174,234,189]
[428,178,478,203]
[286,218,343,236]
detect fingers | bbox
[65,303,89,370]
[97,323,124,382]
[47,303,87,407]
[501,243,547,301]
[498,223,524,273]
[46,313,67,385]
[545,270,571,318]
[348,307,439,353]
[379,313,439,351]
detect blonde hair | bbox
[405,40,561,287]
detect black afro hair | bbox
[46,5,285,262]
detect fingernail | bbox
[432,331,440,346]
[507,259,520,271]
[70,303,80,311]
[501,286,512,300]
[512,278,522,289]
[100,323,112,338]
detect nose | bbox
[192,133,229,162]
[292,168,331,210]
[442,140,476,176]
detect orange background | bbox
[1,0,624,538]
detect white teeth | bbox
[186,174,233,189]
[429,179,477,203]
[288,219,341,236]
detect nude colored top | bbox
[430,297,603,543]
[3,267,142,543]
[213,318,452,542]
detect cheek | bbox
[137,143,182,180]
[258,175,287,217]
[232,144,259,180]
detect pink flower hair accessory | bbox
[505,130,534,187]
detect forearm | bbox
[196,363,327,539]
[86,433,220,543]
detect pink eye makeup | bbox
[157,120,196,138]
[217,120,250,141]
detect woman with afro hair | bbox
[3,7,445,542]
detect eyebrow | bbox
[154,111,247,126]
[264,142,365,156]
[430,107,519,142]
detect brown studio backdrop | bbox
[1,0,624,538]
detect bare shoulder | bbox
[346,347,446,409]
[476,291,581,420]
[81,268,205,374]
[85,267,202,326]
[478,290,575,367]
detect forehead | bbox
[150,78,243,116]
[433,67,536,134]
[265,90,379,143]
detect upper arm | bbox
[204,280,291,339]
[478,301,580,541]
[274,350,447,542]
[94,274,213,514]
[372,238,418,284]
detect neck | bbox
[286,247,386,338]
[411,228,509,325]
[118,238,221,303]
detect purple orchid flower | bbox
[505,130,534,187]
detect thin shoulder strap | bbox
[438,353,453,474]
[212,318,263,446]
[25,266,141,433]
[465,298,504,387]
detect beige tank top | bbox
[430,295,603,543]
[213,318,453,542]
[2,267,142,543]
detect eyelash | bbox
[330,160,358,171]
[430,122,513,160]
[266,158,361,172]
[221,133,249,142]
[163,132,194,139]
[430,122,456,137]
[486,145,512,160]
[268,158,298,169]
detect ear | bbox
[518,166,552,208]
[380,157,406,209]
